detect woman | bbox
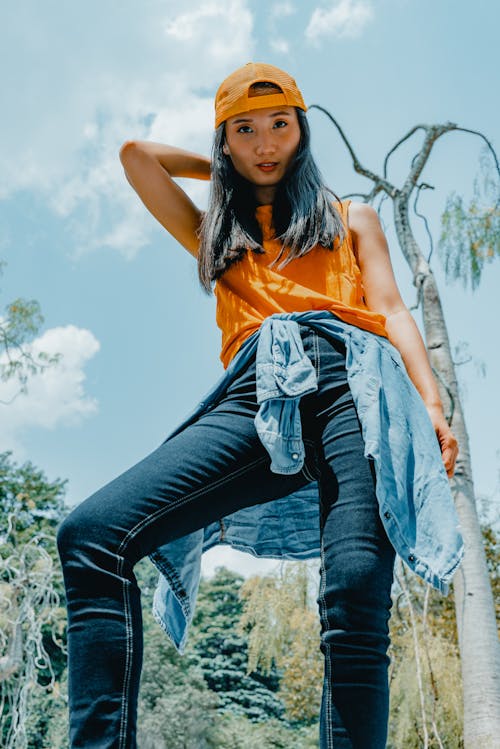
[57,63,462,749]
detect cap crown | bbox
[214,62,307,129]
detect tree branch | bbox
[308,104,397,197]
[452,126,500,189]
[340,191,372,201]
[413,183,436,264]
[402,124,458,198]
[383,125,428,178]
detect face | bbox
[223,105,301,202]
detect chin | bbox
[252,172,284,186]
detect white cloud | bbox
[0,0,255,258]
[266,2,295,56]
[305,0,374,43]
[270,2,296,20]
[270,37,290,54]
[46,84,215,258]
[165,1,253,55]
[164,0,254,70]
[0,326,100,454]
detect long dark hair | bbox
[197,107,346,293]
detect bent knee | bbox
[56,508,86,560]
[318,558,395,632]
[56,494,107,559]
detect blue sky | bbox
[1,0,499,576]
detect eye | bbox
[236,125,253,134]
[273,119,288,129]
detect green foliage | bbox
[438,146,500,290]
[213,712,319,748]
[138,660,219,749]
[388,630,463,748]
[23,672,69,749]
[0,452,68,749]
[387,560,464,748]
[0,263,60,401]
[482,522,500,626]
[134,562,321,745]
[189,566,285,723]
[239,562,323,724]
[0,451,67,558]
[134,559,220,748]
[3,473,497,747]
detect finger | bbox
[444,449,458,477]
[441,446,455,474]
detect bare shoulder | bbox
[346,201,381,234]
[343,201,384,264]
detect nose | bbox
[255,131,277,157]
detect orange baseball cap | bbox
[214,62,307,129]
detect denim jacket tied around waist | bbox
[148,311,464,653]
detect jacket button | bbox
[408,554,415,563]
[292,453,299,460]
[384,511,391,519]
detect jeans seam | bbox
[148,552,190,616]
[319,541,333,749]
[314,330,321,379]
[116,455,268,555]
[118,557,133,749]
[115,453,269,746]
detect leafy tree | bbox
[387,561,464,749]
[189,566,285,723]
[439,148,500,291]
[24,671,69,749]
[0,452,68,749]
[482,523,499,624]
[236,527,497,747]
[135,556,321,748]
[134,558,220,749]
[0,262,59,403]
[239,562,322,724]
[214,712,318,749]
[386,520,499,747]
[0,264,67,747]
[0,452,67,557]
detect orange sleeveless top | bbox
[214,200,388,369]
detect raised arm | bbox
[348,201,459,477]
[119,141,211,257]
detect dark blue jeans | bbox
[56,326,395,749]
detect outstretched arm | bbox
[348,201,459,477]
[119,141,211,257]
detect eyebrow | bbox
[230,111,292,124]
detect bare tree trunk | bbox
[394,195,500,748]
[311,105,500,746]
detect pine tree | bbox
[189,566,285,723]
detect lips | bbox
[257,162,278,172]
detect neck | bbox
[254,184,277,206]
